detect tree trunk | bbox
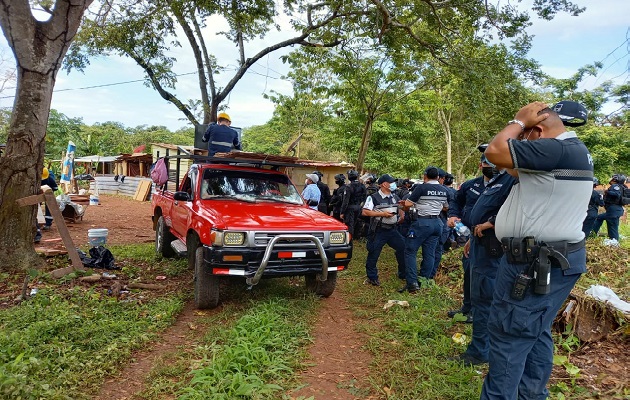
[355,117,375,172]
[0,0,92,272]
[437,108,452,173]
[0,69,51,270]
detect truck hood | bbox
[203,201,348,231]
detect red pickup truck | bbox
[151,155,353,309]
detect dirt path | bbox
[50,195,374,399]
[94,301,203,400]
[289,292,376,400]
[36,194,155,253]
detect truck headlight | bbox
[224,232,245,246]
[330,232,347,245]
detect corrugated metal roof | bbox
[74,155,119,163]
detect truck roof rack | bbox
[164,154,305,169]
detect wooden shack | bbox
[151,143,207,188]
[114,152,154,177]
[74,155,117,175]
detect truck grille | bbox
[253,232,325,247]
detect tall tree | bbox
[66,0,585,126]
[0,0,92,271]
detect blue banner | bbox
[60,141,76,184]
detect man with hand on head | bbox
[480,100,592,400]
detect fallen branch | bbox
[126,282,165,290]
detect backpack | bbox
[622,186,630,205]
[150,157,168,186]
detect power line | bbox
[593,30,630,85]
[0,66,289,101]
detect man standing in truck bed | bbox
[202,112,241,156]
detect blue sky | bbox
[0,1,628,131]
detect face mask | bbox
[305,179,309,185]
[389,182,397,191]
[482,167,494,179]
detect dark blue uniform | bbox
[341,180,367,240]
[482,132,592,400]
[363,191,406,282]
[447,176,486,314]
[431,185,457,278]
[404,182,448,287]
[202,123,241,156]
[462,171,515,363]
[593,183,625,240]
[582,189,603,238]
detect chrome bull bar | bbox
[245,234,329,286]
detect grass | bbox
[136,278,321,399]
[1,224,628,399]
[0,287,184,399]
[0,243,188,400]
[337,242,483,400]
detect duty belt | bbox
[501,237,585,270]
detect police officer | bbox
[395,179,412,199]
[341,169,367,239]
[330,174,347,221]
[364,174,379,196]
[582,177,604,238]
[592,174,626,241]
[313,171,332,215]
[399,166,449,293]
[202,112,241,156]
[431,169,455,279]
[362,174,406,286]
[449,167,515,366]
[481,100,592,399]
[446,149,494,322]
[360,174,379,237]
[441,173,457,251]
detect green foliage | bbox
[0,288,184,399]
[579,125,630,179]
[0,108,194,159]
[179,299,313,399]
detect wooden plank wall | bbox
[89,175,154,201]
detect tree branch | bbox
[129,52,199,125]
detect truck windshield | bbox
[201,169,304,205]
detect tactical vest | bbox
[347,181,367,206]
[370,191,400,225]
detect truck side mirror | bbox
[173,191,191,201]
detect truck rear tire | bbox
[305,272,337,297]
[156,216,176,258]
[194,246,220,309]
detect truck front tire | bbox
[194,246,220,309]
[305,272,337,297]
[156,216,176,258]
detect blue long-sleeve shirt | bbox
[448,176,486,227]
[302,184,321,210]
[202,123,241,156]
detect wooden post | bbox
[17,187,85,277]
